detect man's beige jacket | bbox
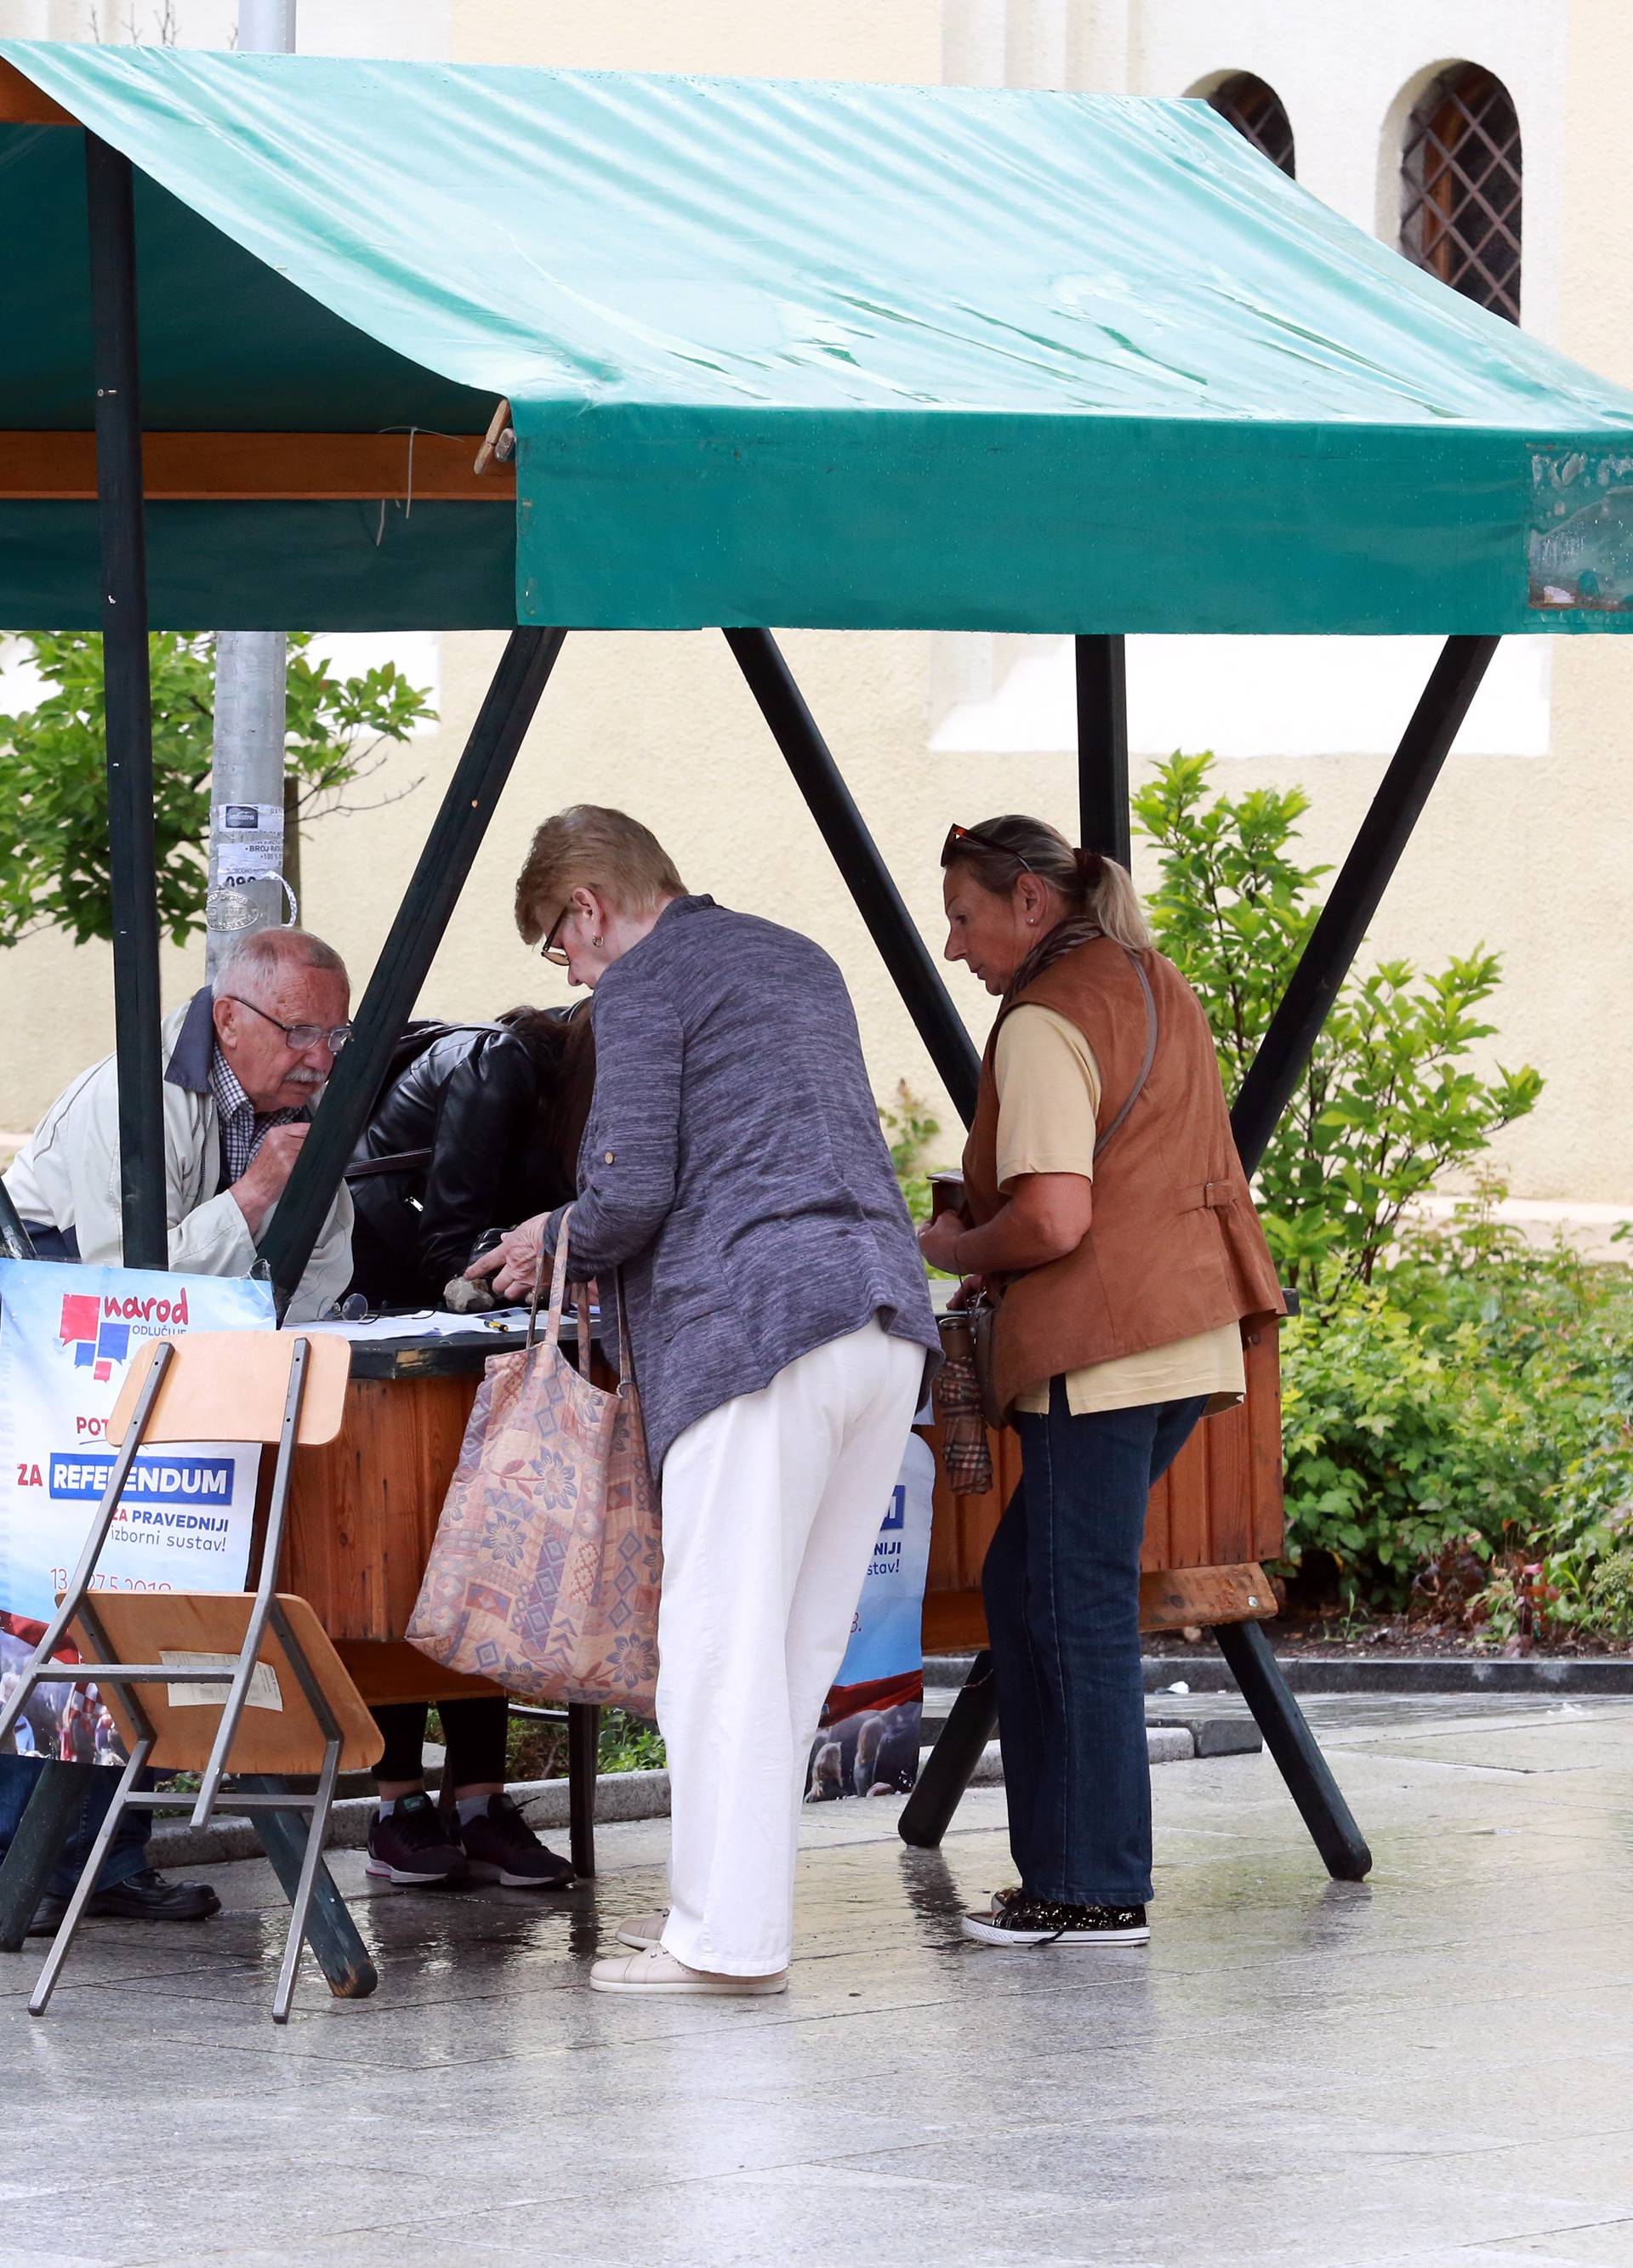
[3,992,351,1324]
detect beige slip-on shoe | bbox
[615,1910,668,1952]
[589,1947,788,1996]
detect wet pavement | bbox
[3,1694,1631,2268]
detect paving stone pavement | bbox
[2,1695,1630,2268]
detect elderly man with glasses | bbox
[4,927,355,1318]
[1,928,356,1935]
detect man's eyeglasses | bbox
[941,822,1034,874]
[538,906,571,966]
[224,996,353,1053]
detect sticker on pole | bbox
[213,800,285,886]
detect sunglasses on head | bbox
[941,822,1034,874]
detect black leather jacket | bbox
[346,1014,588,1305]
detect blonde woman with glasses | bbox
[470,805,939,1998]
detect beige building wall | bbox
[2,0,1628,1209]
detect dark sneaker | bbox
[961,1893,1149,1947]
[28,1867,221,1935]
[365,1791,467,1885]
[458,1793,574,1889]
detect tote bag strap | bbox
[526,1206,574,1353]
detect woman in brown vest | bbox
[918,816,1283,1949]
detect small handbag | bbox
[931,1310,996,1496]
[406,1208,662,1716]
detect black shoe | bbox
[28,1866,221,1936]
[365,1791,468,1885]
[961,1892,1149,1947]
[458,1793,575,1889]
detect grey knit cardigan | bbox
[542,895,939,1474]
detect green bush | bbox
[1129,753,1633,1634]
[1134,753,1541,1305]
[1280,1196,1633,1623]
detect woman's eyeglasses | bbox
[538,907,571,966]
[941,822,1034,874]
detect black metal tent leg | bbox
[238,1774,378,1998]
[898,1651,998,1848]
[86,134,166,1270]
[260,626,568,1306]
[566,1703,599,1879]
[1075,634,1129,865]
[1230,634,1499,1174]
[1212,1623,1372,1880]
[724,628,981,1123]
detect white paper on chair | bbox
[161,1651,283,1711]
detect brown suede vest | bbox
[962,935,1285,1415]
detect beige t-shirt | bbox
[993,1004,1245,1418]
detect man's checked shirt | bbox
[209,1049,305,1186]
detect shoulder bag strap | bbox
[1091,951,1158,1164]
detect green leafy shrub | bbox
[1280,1195,1633,1621]
[0,629,434,948]
[1582,1549,1633,1639]
[879,1079,939,1228]
[1134,753,1541,1305]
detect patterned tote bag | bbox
[407,1209,662,1716]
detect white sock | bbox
[376,1796,399,1818]
[456,1793,492,1826]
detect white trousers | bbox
[656,1319,925,1975]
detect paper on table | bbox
[301,1306,595,1342]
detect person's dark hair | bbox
[941,813,1152,993]
[497,1003,595,1196]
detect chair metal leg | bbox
[0,1761,95,1952]
[239,1774,378,1999]
[272,1738,341,2025]
[1214,1619,1372,1881]
[898,1652,999,1850]
[192,1341,310,1825]
[30,1739,152,2015]
[567,1703,599,1879]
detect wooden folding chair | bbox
[0,1331,382,2022]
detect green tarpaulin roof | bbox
[5,38,1633,635]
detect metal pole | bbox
[206,632,291,972]
[259,628,567,1307]
[1075,634,1129,864]
[85,134,167,1273]
[205,0,296,976]
[724,628,982,1126]
[1230,634,1499,1175]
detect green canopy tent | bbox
[4,39,1633,1920]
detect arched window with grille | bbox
[1401,63,1522,323]
[1206,73,1295,178]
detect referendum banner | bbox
[0,1259,273,1630]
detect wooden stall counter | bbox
[278,1322,530,1708]
[920,1317,1284,1655]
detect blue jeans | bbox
[0,1753,151,1899]
[982,1384,1206,1907]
